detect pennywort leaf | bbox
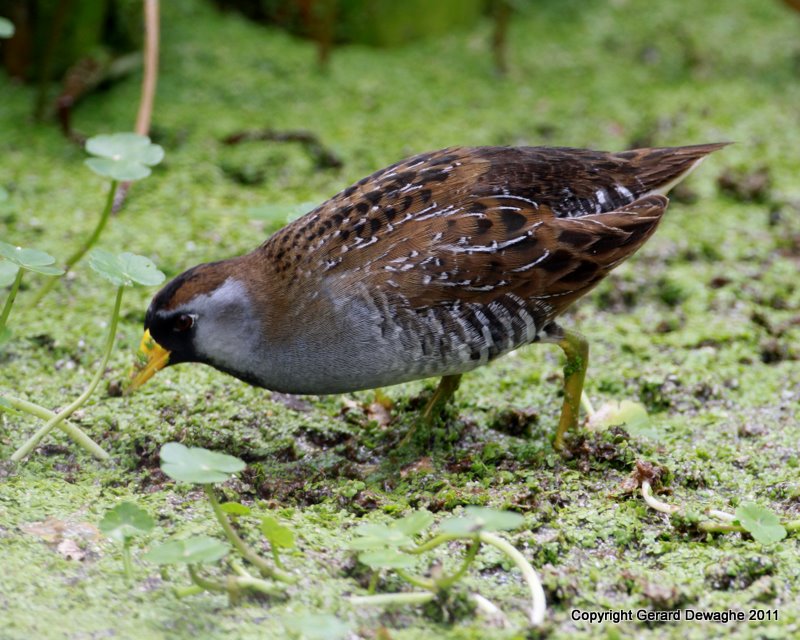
[394,510,434,536]
[348,523,414,551]
[439,507,525,536]
[0,260,19,287]
[261,516,295,549]
[0,242,63,276]
[348,510,434,551]
[99,502,155,543]
[159,442,246,484]
[85,133,164,181]
[144,536,230,565]
[88,250,165,287]
[220,502,252,516]
[735,503,787,545]
[358,548,418,570]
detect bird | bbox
[129,143,726,449]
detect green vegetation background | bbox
[1,0,799,638]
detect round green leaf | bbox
[261,516,295,549]
[84,133,164,181]
[88,249,165,287]
[220,502,251,516]
[85,157,152,181]
[735,503,787,545]
[348,523,414,550]
[0,260,19,287]
[358,548,418,570]
[439,507,525,536]
[0,17,14,38]
[0,241,64,276]
[144,536,230,565]
[99,502,155,543]
[159,442,246,484]
[283,614,350,640]
[394,510,434,536]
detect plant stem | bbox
[270,546,285,570]
[10,285,123,461]
[235,574,285,596]
[0,268,23,331]
[395,569,435,591]
[187,564,227,593]
[64,180,118,274]
[435,538,480,590]
[174,584,205,598]
[641,481,680,514]
[1,394,108,460]
[229,561,285,596]
[122,542,134,582]
[30,180,118,306]
[203,485,295,584]
[478,532,546,627]
[367,571,379,594]
[697,522,745,534]
[707,509,736,522]
[408,533,463,554]
[349,592,435,606]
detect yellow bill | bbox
[127,329,171,393]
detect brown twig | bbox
[114,0,160,213]
[135,0,160,136]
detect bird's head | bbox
[127,257,264,392]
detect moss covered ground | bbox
[1,0,799,638]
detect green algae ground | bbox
[1,0,799,638]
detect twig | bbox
[135,0,159,136]
[114,0,160,212]
[641,480,680,514]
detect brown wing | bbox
[326,193,668,326]
[263,144,719,326]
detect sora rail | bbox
[130,143,726,449]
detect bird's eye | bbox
[174,314,194,332]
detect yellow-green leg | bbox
[545,326,589,451]
[397,374,462,449]
[421,374,462,424]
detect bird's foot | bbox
[397,374,463,449]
